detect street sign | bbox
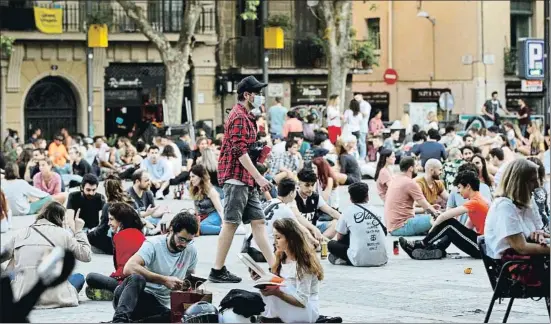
[521,79,544,92]
[383,68,398,85]
[438,92,454,111]
[517,39,545,79]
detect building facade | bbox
[0,0,216,140]
[351,0,546,121]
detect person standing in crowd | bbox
[374,149,395,202]
[251,218,324,323]
[126,170,168,226]
[48,134,71,175]
[343,100,362,142]
[516,99,531,136]
[86,202,146,301]
[210,75,275,284]
[325,94,342,144]
[268,97,288,138]
[385,157,440,236]
[282,110,303,140]
[328,182,388,267]
[400,170,489,260]
[482,91,509,126]
[66,174,106,231]
[2,163,65,215]
[1,201,91,308]
[355,93,371,161]
[110,212,198,323]
[189,164,223,235]
[33,158,63,196]
[140,145,173,199]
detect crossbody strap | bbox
[31,225,56,247]
[247,202,283,243]
[354,204,388,236]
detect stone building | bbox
[0,0,216,140]
[351,0,547,121]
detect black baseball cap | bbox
[237,76,267,94]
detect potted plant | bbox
[266,14,292,32]
[0,35,15,60]
[264,14,291,50]
[87,6,113,48]
[307,34,325,68]
[352,40,378,69]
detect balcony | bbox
[225,36,373,72]
[504,47,517,76]
[0,2,215,35]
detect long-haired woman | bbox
[1,201,91,308]
[252,218,324,323]
[325,94,342,144]
[343,99,362,141]
[85,202,145,301]
[311,157,339,209]
[189,164,223,235]
[517,121,546,157]
[333,135,362,185]
[471,154,493,187]
[87,174,134,255]
[197,147,222,197]
[484,159,549,287]
[374,149,395,201]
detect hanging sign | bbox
[34,7,63,34]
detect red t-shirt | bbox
[463,192,490,235]
[111,228,146,282]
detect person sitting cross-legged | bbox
[399,170,490,260]
[328,182,388,267]
[110,211,198,323]
[85,202,146,301]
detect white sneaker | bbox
[155,191,164,200]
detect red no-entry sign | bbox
[383,68,398,85]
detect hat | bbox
[237,76,267,94]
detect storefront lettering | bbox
[302,88,322,96]
[108,77,143,88]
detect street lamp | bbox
[417,11,436,81]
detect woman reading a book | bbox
[251,218,324,323]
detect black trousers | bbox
[423,218,480,259]
[86,273,119,292]
[327,234,352,265]
[150,185,170,197]
[87,230,114,255]
[112,274,170,323]
[119,167,137,181]
[169,171,189,186]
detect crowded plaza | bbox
[1,0,551,322]
[1,74,550,322]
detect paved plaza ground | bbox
[1,181,549,323]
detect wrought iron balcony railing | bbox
[0,1,215,34]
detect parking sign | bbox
[517,39,545,79]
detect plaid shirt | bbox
[218,103,258,187]
[269,152,300,175]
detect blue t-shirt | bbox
[412,141,447,167]
[268,105,288,135]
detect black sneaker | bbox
[208,266,242,283]
[328,254,347,265]
[398,237,417,259]
[411,248,445,260]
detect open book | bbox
[237,253,284,289]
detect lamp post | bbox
[417,11,436,82]
[86,0,94,137]
[261,0,269,105]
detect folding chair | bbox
[477,236,550,323]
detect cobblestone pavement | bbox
[2,181,549,323]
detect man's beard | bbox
[82,191,94,199]
[431,174,440,181]
[412,171,418,179]
[169,234,186,252]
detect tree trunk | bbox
[164,59,188,124]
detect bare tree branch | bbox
[116,0,172,54]
[176,0,202,53]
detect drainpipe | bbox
[388,1,393,68]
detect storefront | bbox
[104,63,192,136]
[411,88,452,120]
[505,81,544,113]
[291,83,328,107]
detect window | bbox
[366,18,381,49]
[148,0,185,32]
[510,0,533,48]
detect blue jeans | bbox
[390,215,432,237]
[55,164,72,175]
[358,132,367,160]
[145,216,162,226]
[316,221,331,233]
[200,211,222,235]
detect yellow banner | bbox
[34,7,63,34]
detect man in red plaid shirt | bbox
[209,76,275,283]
